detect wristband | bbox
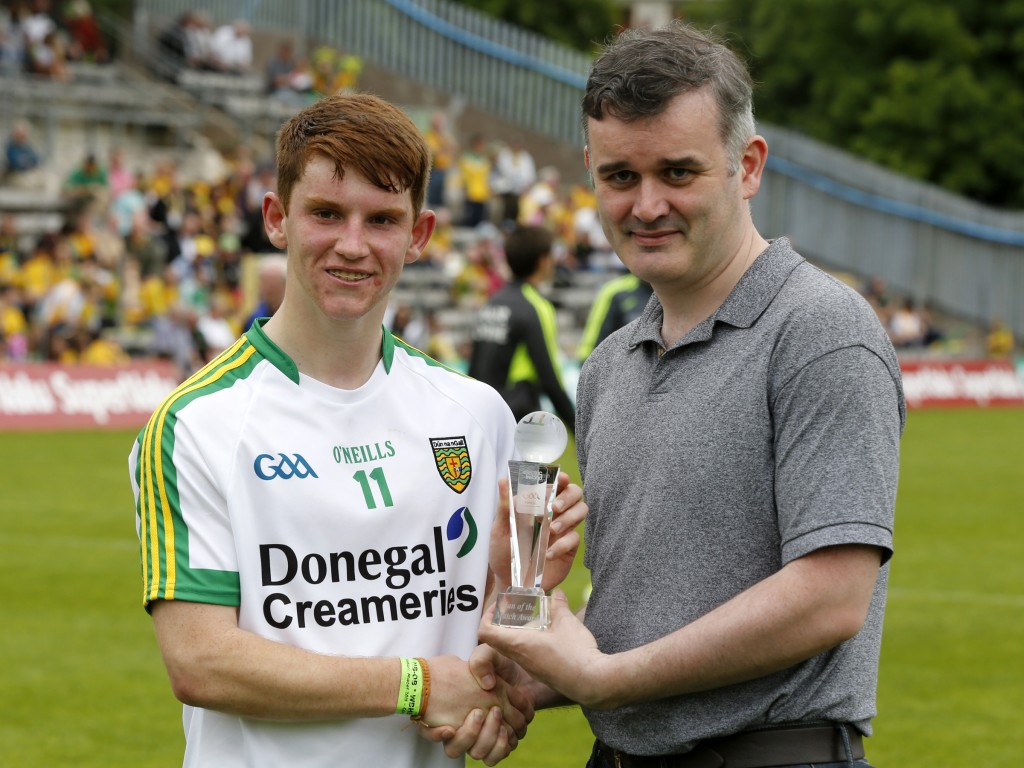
[395,657,424,716]
[411,657,431,721]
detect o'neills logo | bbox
[430,436,472,493]
[259,526,479,630]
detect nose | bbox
[333,220,371,260]
[632,178,670,222]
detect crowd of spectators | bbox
[0,18,1015,376]
[1,0,109,80]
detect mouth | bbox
[327,268,371,282]
[630,229,679,247]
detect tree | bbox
[455,0,619,53]
[719,0,1024,209]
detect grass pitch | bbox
[1,407,1021,766]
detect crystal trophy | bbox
[492,411,568,630]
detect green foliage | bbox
[719,0,1024,208]
[454,0,619,53]
[3,407,1023,765]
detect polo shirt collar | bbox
[627,237,804,350]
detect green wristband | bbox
[395,657,424,716]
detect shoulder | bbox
[391,339,512,416]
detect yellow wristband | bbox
[396,657,424,716]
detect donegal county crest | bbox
[430,436,472,493]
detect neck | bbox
[658,231,769,348]
[263,305,385,390]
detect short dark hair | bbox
[582,21,755,173]
[504,225,553,279]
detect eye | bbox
[604,169,636,186]
[665,167,692,182]
[313,209,339,220]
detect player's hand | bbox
[415,649,533,764]
[417,656,530,750]
[489,472,586,595]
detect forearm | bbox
[588,545,881,709]
[153,600,399,720]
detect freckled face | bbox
[586,88,754,294]
[262,154,433,325]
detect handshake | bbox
[412,644,535,766]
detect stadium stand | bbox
[0,0,1015,379]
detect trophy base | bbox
[492,588,550,630]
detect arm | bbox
[150,599,528,732]
[479,543,882,710]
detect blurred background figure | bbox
[491,135,536,229]
[423,110,459,210]
[243,254,287,330]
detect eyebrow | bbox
[304,195,410,219]
[595,156,704,176]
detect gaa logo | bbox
[254,453,319,480]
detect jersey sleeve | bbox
[133,402,241,610]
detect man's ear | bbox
[262,192,288,250]
[739,136,768,201]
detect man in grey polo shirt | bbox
[477,20,905,768]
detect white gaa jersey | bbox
[130,321,516,767]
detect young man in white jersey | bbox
[130,92,586,767]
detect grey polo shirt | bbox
[577,238,905,755]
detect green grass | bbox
[2,408,1022,766]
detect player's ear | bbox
[262,192,288,250]
[406,209,436,265]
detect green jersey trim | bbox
[246,318,299,384]
[137,337,260,607]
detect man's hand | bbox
[489,472,586,596]
[478,590,615,709]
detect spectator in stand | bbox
[450,227,506,308]
[423,110,458,209]
[106,147,135,199]
[63,0,108,63]
[182,10,212,70]
[209,18,253,74]
[27,28,69,79]
[457,134,492,228]
[519,165,562,227]
[986,318,1015,358]
[0,4,29,75]
[20,0,55,51]
[491,136,536,229]
[265,39,313,106]
[571,185,618,272]
[63,152,108,210]
[0,281,30,360]
[888,297,927,348]
[78,326,129,365]
[243,253,287,330]
[157,11,190,69]
[3,119,46,189]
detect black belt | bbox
[596,723,865,768]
